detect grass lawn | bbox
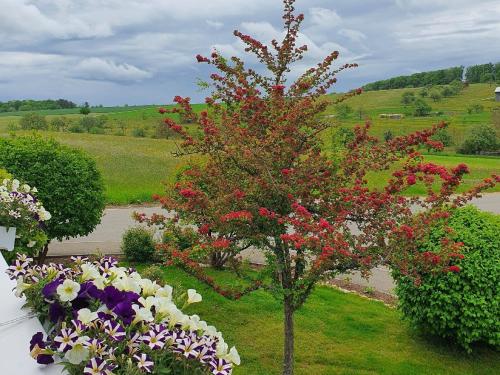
[132,264,500,375]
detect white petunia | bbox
[77,308,98,325]
[187,289,202,304]
[80,263,99,281]
[56,279,81,302]
[64,338,89,364]
[155,285,173,300]
[132,305,153,325]
[226,346,241,365]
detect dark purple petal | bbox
[48,302,65,323]
[41,278,63,299]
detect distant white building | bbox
[496,87,500,101]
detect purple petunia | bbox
[29,332,54,365]
[210,358,233,375]
[133,353,154,373]
[104,320,126,341]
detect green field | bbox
[130,264,500,375]
[0,84,498,204]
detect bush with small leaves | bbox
[140,264,165,285]
[458,124,498,154]
[19,112,47,130]
[401,91,415,105]
[413,98,432,117]
[394,206,500,351]
[132,127,146,138]
[429,91,442,102]
[466,104,484,114]
[121,226,156,262]
[0,136,105,263]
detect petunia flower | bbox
[56,279,81,302]
[53,328,79,352]
[187,289,202,304]
[133,353,154,373]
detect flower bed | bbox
[6,254,240,375]
[0,178,51,261]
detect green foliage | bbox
[458,124,498,154]
[79,115,107,132]
[0,99,76,113]
[466,104,484,114]
[334,103,353,119]
[429,91,442,102]
[465,63,497,83]
[49,116,70,132]
[122,226,156,262]
[401,91,415,105]
[132,127,146,137]
[0,136,105,241]
[19,112,48,130]
[394,206,500,351]
[140,264,165,285]
[80,102,91,115]
[441,86,454,97]
[0,168,11,180]
[363,66,464,91]
[430,128,453,148]
[413,98,432,117]
[383,130,393,142]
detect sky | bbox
[1,0,499,106]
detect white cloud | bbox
[70,58,153,83]
[338,29,366,43]
[309,7,342,29]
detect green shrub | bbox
[122,227,156,262]
[413,98,432,117]
[79,116,107,132]
[458,124,498,154]
[466,104,484,114]
[132,127,146,138]
[401,91,415,105]
[19,112,47,130]
[383,130,393,142]
[0,136,105,261]
[49,116,69,132]
[140,265,164,285]
[334,104,353,120]
[429,91,442,102]
[394,206,500,351]
[68,122,85,133]
[430,128,453,148]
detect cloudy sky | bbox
[1,0,499,106]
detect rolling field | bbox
[0,84,498,204]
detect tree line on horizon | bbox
[0,99,76,113]
[363,62,500,91]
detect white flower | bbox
[21,184,31,192]
[138,296,157,310]
[80,263,99,281]
[155,285,173,300]
[187,289,202,304]
[132,305,153,324]
[92,276,107,290]
[64,338,89,364]
[56,279,81,302]
[15,278,30,297]
[38,208,51,221]
[27,241,37,248]
[216,340,228,357]
[114,276,141,294]
[139,278,160,296]
[11,179,20,191]
[226,346,241,365]
[77,308,98,325]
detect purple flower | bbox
[210,358,233,375]
[48,301,65,323]
[41,278,63,299]
[133,353,154,373]
[140,329,166,350]
[100,286,122,309]
[29,332,54,365]
[53,328,78,352]
[79,282,102,300]
[84,357,110,375]
[173,333,202,360]
[104,320,126,341]
[113,301,135,325]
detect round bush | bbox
[122,227,156,262]
[0,136,105,246]
[394,206,500,350]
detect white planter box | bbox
[0,256,64,374]
[0,226,16,252]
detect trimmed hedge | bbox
[394,206,499,351]
[122,226,156,262]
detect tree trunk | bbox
[37,242,49,265]
[283,295,295,375]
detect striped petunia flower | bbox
[133,353,154,373]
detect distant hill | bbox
[0,99,77,113]
[363,62,500,91]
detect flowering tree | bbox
[152,1,499,374]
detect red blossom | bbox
[448,265,461,273]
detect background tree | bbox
[458,125,498,155]
[413,98,432,117]
[401,91,415,105]
[0,136,105,263]
[334,103,353,119]
[151,2,498,374]
[19,112,48,130]
[80,101,91,115]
